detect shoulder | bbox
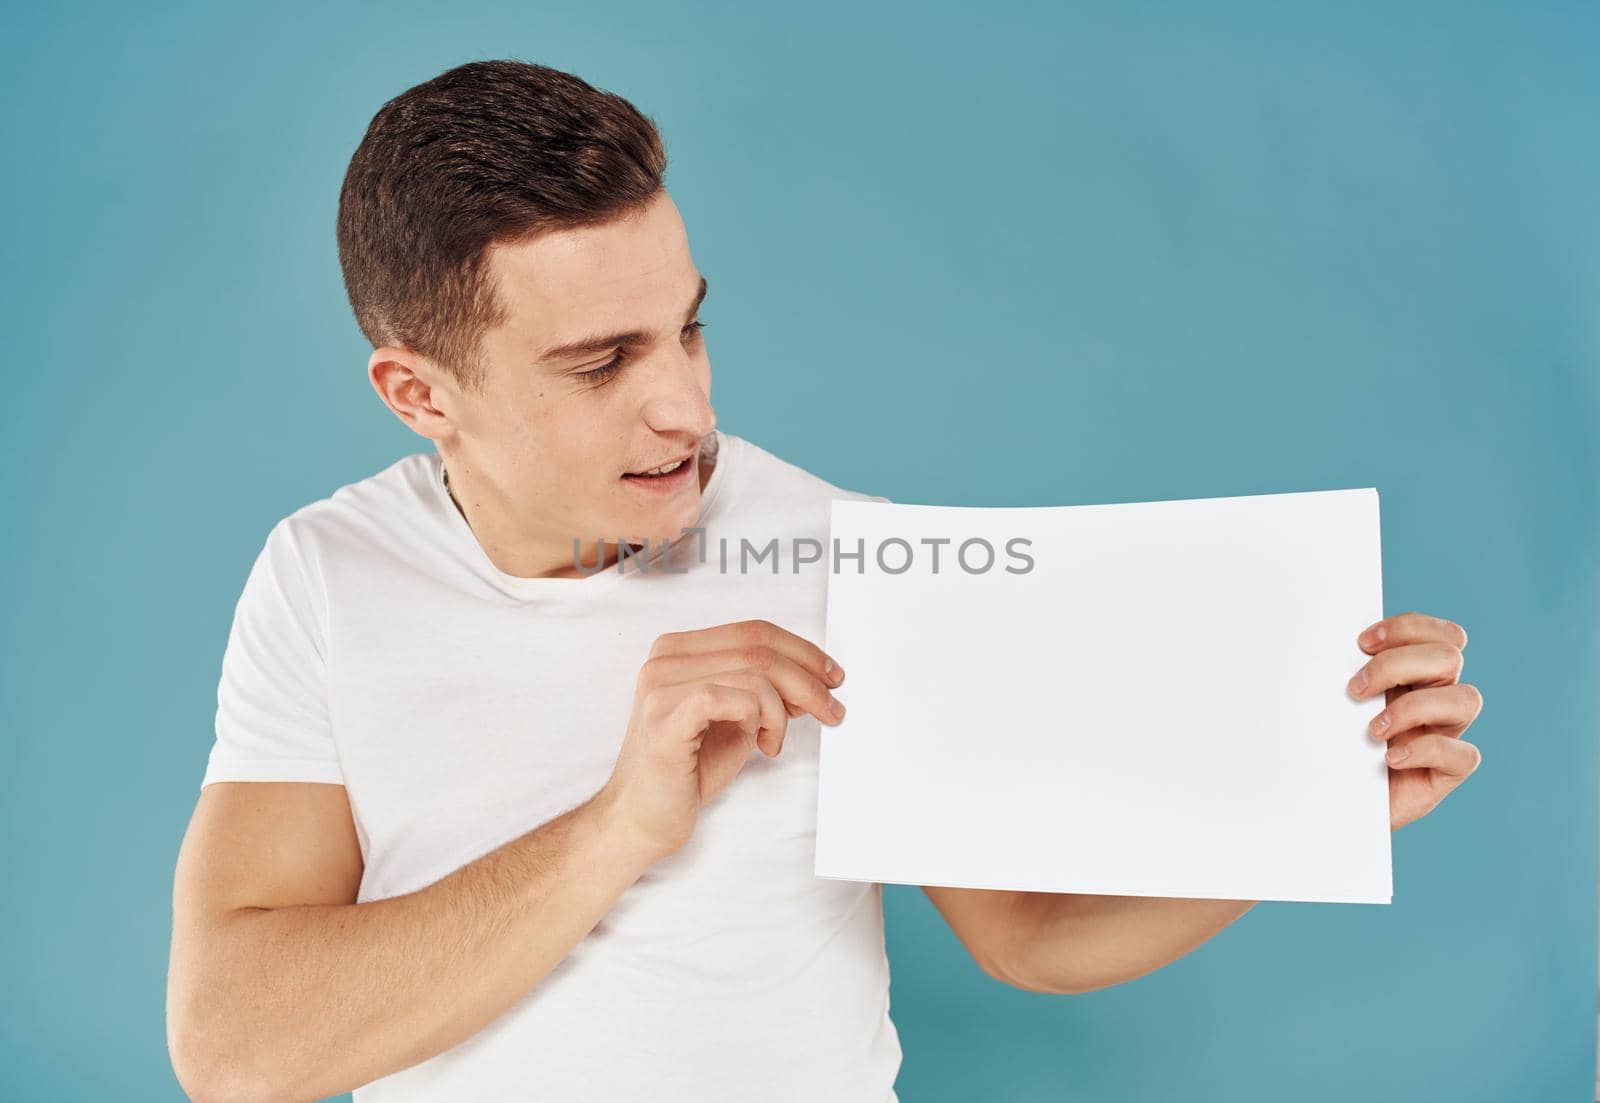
[265,452,442,576]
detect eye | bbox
[576,356,624,386]
[575,320,708,388]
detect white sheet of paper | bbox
[816,487,1391,905]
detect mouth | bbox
[621,446,698,492]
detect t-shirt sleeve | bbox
[201,517,345,789]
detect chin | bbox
[613,495,701,548]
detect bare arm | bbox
[922,884,1255,994]
[167,780,658,1103]
[169,619,847,1103]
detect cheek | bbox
[501,382,572,437]
[539,416,618,479]
[492,392,572,470]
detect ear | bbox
[368,345,457,442]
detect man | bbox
[166,59,1484,1102]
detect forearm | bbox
[999,891,1256,994]
[170,789,659,1103]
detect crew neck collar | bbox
[429,429,738,599]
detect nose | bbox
[640,346,715,439]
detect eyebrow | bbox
[536,275,709,364]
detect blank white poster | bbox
[816,487,1391,905]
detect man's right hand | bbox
[597,619,848,861]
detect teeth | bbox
[636,457,685,476]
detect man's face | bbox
[430,189,716,557]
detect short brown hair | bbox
[336,59,669,391]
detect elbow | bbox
[991,966,1114,995]
[168,1002,295,1103]
[988,965,1102,995]
[167,1030,225,1103]
[169,1044,290,1103]
[980,948,1118,996]
[168,1034,255,1103]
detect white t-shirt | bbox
[200,428,903,1101]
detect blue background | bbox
[4,2,1596,1100]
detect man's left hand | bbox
[1348,611,1483,830]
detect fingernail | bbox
[826,659,844,685]
[1387,744,1409,764]
[1368,625,1386,646]
[829,695,846,720]
[1348,669,1368,695]
[1370,711,1390,737]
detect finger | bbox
[1386,733,1483,778]
[664,682,763,747]
[1348,641,1464,700]
[1358,611,1469,655]
[1368,683,1484,741]
[698,669,792,756]
[644,645,845,727]
[649,619,844,687]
